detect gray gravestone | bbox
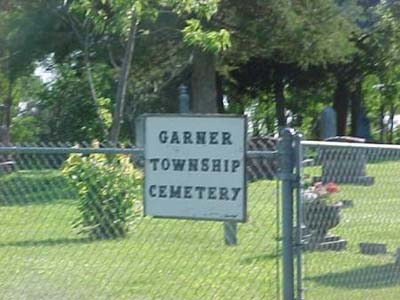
[355,108,372,141]
[315,136,374,185]
[318,107,337,140]
[314,107,374,185]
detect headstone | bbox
[355,108,372,141]
[314,107,374,185]
[314,136,374,185]
[318,107,337,140]
[359,243,387,255]
[303,234,347,251]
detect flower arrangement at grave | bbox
[303,181,340,205]
[302,181,343,241]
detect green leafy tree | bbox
[0,1,61,131]
[38,60,113,142]
[219,0,357,131]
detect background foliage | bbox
[0,0,399,143]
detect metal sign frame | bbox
[143,114,247,222]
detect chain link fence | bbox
[301,141,400,300]
[0,141,280,300]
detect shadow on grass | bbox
[0,237,93,248]
[306,263,400,289]
[241,253,279,264]
[0,170,77,206]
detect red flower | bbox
[326,182,339,193]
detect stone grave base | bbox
[359,243,387,255]
[294,226,347,251]
[313,175,374,186]
[0,160,16,173]
[303,234,347,251]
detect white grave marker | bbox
[144,115,246,222]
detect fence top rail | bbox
[302,140,400,151]
[247,150,278,158]
[0,146,144,155]
[0,146,278,158]
[5,141,399,155]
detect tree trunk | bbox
[109,14,139,144]
[350,79,362,136]
[388,104,396,143]
[4,77,13,128]
[83,46,98,105]
[191,48,217,113]
[216,75,225,113]
[66,13,108,140]
[83,38,108,139]
[379,102,385,143]
[273,69,286,129]
[333,78,350,136]
[191,48,237,244]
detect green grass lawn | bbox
[303,161,400,300]
[0,170,280,300]
[1,160,400,300]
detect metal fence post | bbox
[294,133,303,300]
[278,128,296,300]
[224,221,237,245]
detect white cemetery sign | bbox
[144,114,246,222]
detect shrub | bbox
[62,150,143,239]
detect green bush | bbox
[62,151,143,239]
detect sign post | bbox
[144,114,246,223]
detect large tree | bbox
[219,0,357,131]
[3,0,400,143]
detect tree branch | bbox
[109,14,139,144]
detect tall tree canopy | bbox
[1,0,400,143]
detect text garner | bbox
[158,130,233,145]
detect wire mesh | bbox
[301,141,400,300]
[0,142,280,300]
